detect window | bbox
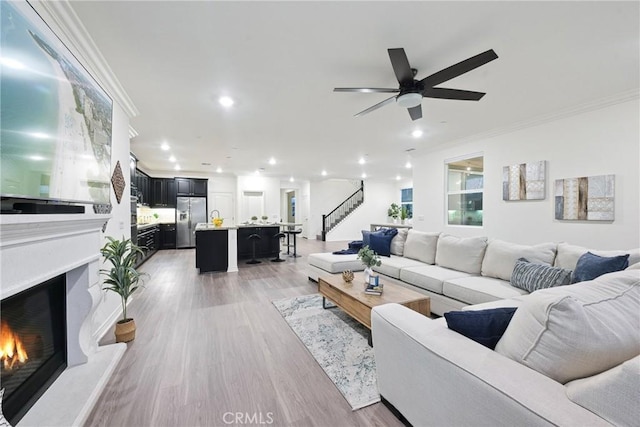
[401,188,413,219]
[446,156,483,226]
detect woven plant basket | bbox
[115,318,136,343]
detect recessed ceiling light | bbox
[269,157,276,165]
[466,166,471,171]
[219,96,234,107]
[161,143,170,151]
[174,165,181,171]
[411,130,423,138]
[169,155,176,162]
[216,167,222,173]
[321,170,327,176]
[396,175,401,181]
[405,161,412,169]
[289,176,294,182]
[358,157,366,165]
[361,172,367,179]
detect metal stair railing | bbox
[321,181,364,241]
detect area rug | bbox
[272,294,380,410]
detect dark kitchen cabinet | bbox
[135,169,152,206]
[160,223,177,249]
[176,178,207,197]
[151,178,176,208]
[236,226,280,260]
[195,230,228,272]
[136,224,160,266]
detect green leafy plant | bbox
[357,245,381,268]
[400,206,408,220]
[100,236,147,322]
[251,216,258,221]
[261,215,268,221]
[387,203,400,219]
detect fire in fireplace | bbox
[0,274,67,425]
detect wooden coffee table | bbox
[317,272,431,334]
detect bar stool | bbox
[271,232,286,262]
[285,228,302,258]
[246,233,262,264]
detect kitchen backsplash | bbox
[137,206,176,224]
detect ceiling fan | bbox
[334,48,498,121]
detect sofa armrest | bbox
[371,304,611,427]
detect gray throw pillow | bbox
[511,258,572,292]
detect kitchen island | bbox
[194,223,282,273]
[194,223,238,273]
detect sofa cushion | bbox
[307,252,364,273]
[510,258,572,292]
[443,276,529,306]
[572,252,629,283]
[566,355,640,427]
[554,242,640,270]
[402,230,440,264]
[373,255,424,279]
[628,262,640,270]
[400,265,471,294]
[444,307,518,349]
[495,270,640,384]
[481,239,556,281]
[435,234,488,274]
[369,229,398,257]
[390,228,409,256]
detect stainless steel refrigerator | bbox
[176,197,207,248]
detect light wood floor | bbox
[86,238,404,427]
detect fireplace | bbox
[0,214,126,427]
[1,274,67,425]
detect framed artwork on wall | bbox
[502,160,546,201]
[555,174,615,221]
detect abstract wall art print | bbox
[502,161,546,201]
[555,174,615,221]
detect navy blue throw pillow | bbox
[369,232,395,257]
[572,252,630,283]
[444,307,518,350]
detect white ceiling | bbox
[69,1,639,181]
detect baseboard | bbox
[380,396,412,427]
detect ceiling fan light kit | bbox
[396,92,422,108]
[335,47,498,121]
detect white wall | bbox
[236,175,281,222]
[412,99,640,249]
[310,179,398,241]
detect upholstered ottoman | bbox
[307,252,365,281]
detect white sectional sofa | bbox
[371,269,640,426]
[308,229,640,316]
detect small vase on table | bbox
[363,267,373,284]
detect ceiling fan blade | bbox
[423,87,486,101]
[354,95,397,117]
[420,49,498,88]
[334,87,400,93]
[388,48,414,85]
[408,105,422,121]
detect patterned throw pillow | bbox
[511,258,572,292]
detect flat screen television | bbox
[0,0,113,205]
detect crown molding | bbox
[33,0,139,119]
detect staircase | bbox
[321,181,364,241]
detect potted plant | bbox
[261,215,269,224]
[100,236,147,343]
[357,245,381,284]
[388,203,400,222]
[400,206,408,224]
[251,215,258,223]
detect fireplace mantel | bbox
[0,213,126,426]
